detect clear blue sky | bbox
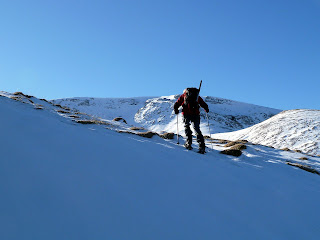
[1,0,319,110]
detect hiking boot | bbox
[198,146,206,154]
[184,142,193,150]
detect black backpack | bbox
[184,88,200,109]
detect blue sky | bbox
[1,0,319,110]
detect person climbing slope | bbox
[174,87,209,154]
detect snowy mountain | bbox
[1,91,320,240]
[53,96,152,125]
[52,95,281,134]
[213,109,320,156]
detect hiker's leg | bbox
[192,115,205,148]
[183,115,193,145]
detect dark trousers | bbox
[183,114,205,148]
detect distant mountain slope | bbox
[52,96,152,125]
[52,95,281,134]
[213,109,320,155]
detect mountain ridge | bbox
[52,95,281,134]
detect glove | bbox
[173,102,180,114]
[205,108,209,113]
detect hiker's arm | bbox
[174,94,184,113]
[199,97,209,112]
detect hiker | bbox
[174,88,209,154]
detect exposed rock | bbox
[54,104,63,108]
[118,130,156,139]
[76,120,96,124]
[117,130,134,135]
[56,110,70,114]
[218,139,230,144]
[40,98,49,103]
[237,140,248,144]
[220,149,242,157]
[224,141,240,148]
[13,92,33,98]
[9,96,23,102]
[69,115,80,119]
[229,144,247,151]
[282,148,291,151]
[113,117,127,124]
[160,132,174,139]
[130,126,144,131]
[224,140,249,148]
[75,119,116,127]
[286,162,320,175]
[34,104,44,110]
[137,131,156,138]
[61,106,71,111]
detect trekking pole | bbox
[176,113,180,144]
[206,112,214,150]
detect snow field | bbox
[1,95,320,240]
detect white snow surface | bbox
[1,92,320,240]
[52,95,281,135]
[214,109,320,156]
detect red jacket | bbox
[174,93,209,115]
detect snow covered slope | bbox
[1,93,320,240]
[52,95,281,134]
[52,96,152,125]
[214,109,320,156]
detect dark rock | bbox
[137,131,156,138]
[160,132,174,139]
[130,126,144,131]
[218,139,230,144]
[56,110,70,114]
[286,162,320,175]
[76,120,96,124]
[281,148,291,151]
[224,141,239,148]
[113,117,127,124]
[13,92,33,98]
[229,143,247,151]
[220,149,242,157]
